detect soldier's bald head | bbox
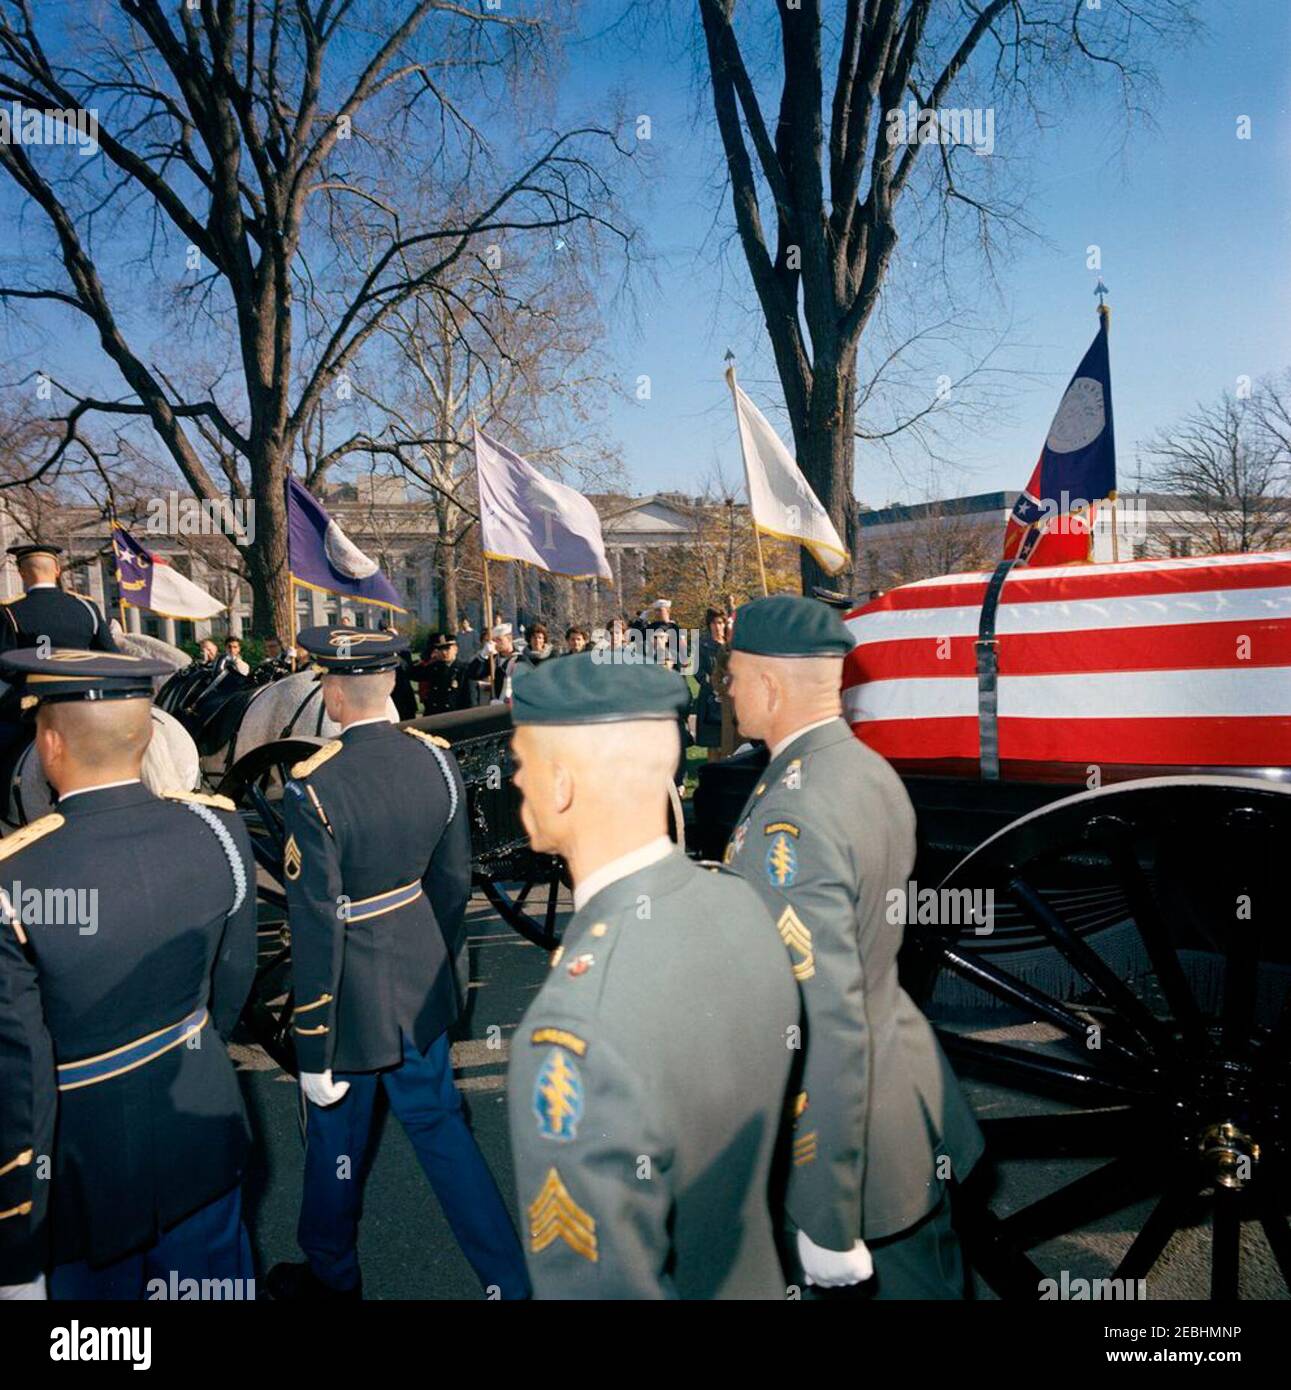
[512,719,678,858]
[320,669,394,722]
[20,553,59,585]
[39,696,154,771]
[726,651,843,744]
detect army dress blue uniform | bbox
[0,649,257,1299]
[268,626,528,1300]
[0,544,119,656]
[0,543,119,768]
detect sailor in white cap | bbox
[466,621,519,703]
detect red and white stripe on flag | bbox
[842,551,1291,767]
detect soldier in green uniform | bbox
[724,594,984,1299]
[506,653,799,1298]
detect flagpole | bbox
[107,506,128,630]
[471,413,497,692]
[724,354,769,597]
[1100,300,1120,563]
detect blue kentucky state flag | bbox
[286,476,405,610]
[1003,311,1116,565]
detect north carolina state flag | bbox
[1004,312,1116,565]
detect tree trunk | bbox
[440,546,459,632]
[791,350,858,597]
[244,458,293,638]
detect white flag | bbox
[474,426,613,581]
[728,371,849,576]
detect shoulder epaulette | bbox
[291,740,343,778]
[162,789,236,812]
[403,727,450,749]
[0,812,65,861]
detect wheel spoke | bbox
[1221,915,1259,1055]
[952,1191,1049,1302]
[980,1108,1146,1158]
[1116,1178,1195,1283]
[1211,1188,1241,1301]
[1258,1187,1291,1290]
[938,1033,1155,1102]
[1101,835,1208,1049]
[939,945,1143,1066]
[1008,876,1173,1058]
[997,1153,1158,1250]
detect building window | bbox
[1168,536,1192,558]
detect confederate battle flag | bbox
[1003,310,1116,565]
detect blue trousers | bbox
[300,1032,530,1298]
[50,1185,253,1301]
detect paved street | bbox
[234,892,553,1300]
[233,886,1286,1301]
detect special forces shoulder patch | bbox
[765,830,798,888]
[529,1167,597,1262]
[533,1046,585,1142]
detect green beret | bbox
[730,594,854,658]
[511,651,690,726]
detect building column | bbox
[162,616,177,646]
[127,605,142,635]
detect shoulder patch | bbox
[533,1048,585,1142]
[291,740,343,778]
[0,812,65,862]
[531,1027,588,1058]
[766,830,798,888]
[403,726,451,749]
[764,820,800,837]
[162,789,236,812]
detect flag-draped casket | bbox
[842,552,1291,770]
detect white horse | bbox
[7,705,202,826]
[218,669,398,776]
[106,627,396,781]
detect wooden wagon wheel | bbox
[918,776,1291,1302]
[218,735,324,1075]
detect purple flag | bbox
[287,476,405,610]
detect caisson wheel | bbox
[915,776,1291,1301]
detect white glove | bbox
[480,640,497,658]
[300,1070,350,1107]
[0,1273,47,1300]
[797,1229,874,1288]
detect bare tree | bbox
[0,0,633,635]
[857,499,996,591]
[1141,378,1291,554]
[696,0,1199,592]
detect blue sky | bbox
[4,3,1286,514]
[576,1,1291,507]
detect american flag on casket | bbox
[842,551,1291,769]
